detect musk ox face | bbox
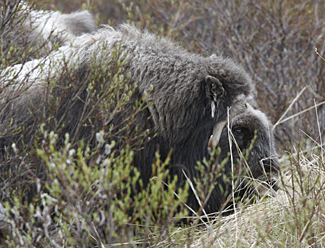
[0,24,279,216]
[203,104,280,213]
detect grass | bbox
[192,149,325,247]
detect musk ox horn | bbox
[209,97,249,148]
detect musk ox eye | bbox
[233,126,247,136]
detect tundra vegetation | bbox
[0,0,324,247]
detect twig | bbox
[274,101,325,128]
[273,87,307,129]
[315,48,325,62]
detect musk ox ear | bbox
[205,75,224,100]
[205,75,225,118]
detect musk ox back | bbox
[0,24,279,215]
[0,0,96,64]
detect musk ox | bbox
[0,0,96,63]
[0,24,280,215]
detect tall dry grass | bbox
[191,149,325,247]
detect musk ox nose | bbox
[259,157,281,192]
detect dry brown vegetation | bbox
[0,0,324,247]
[192,150,325,247]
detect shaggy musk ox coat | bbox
[0,0,96,63]
[0,24,279,214]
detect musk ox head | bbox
[202,103,280,214]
